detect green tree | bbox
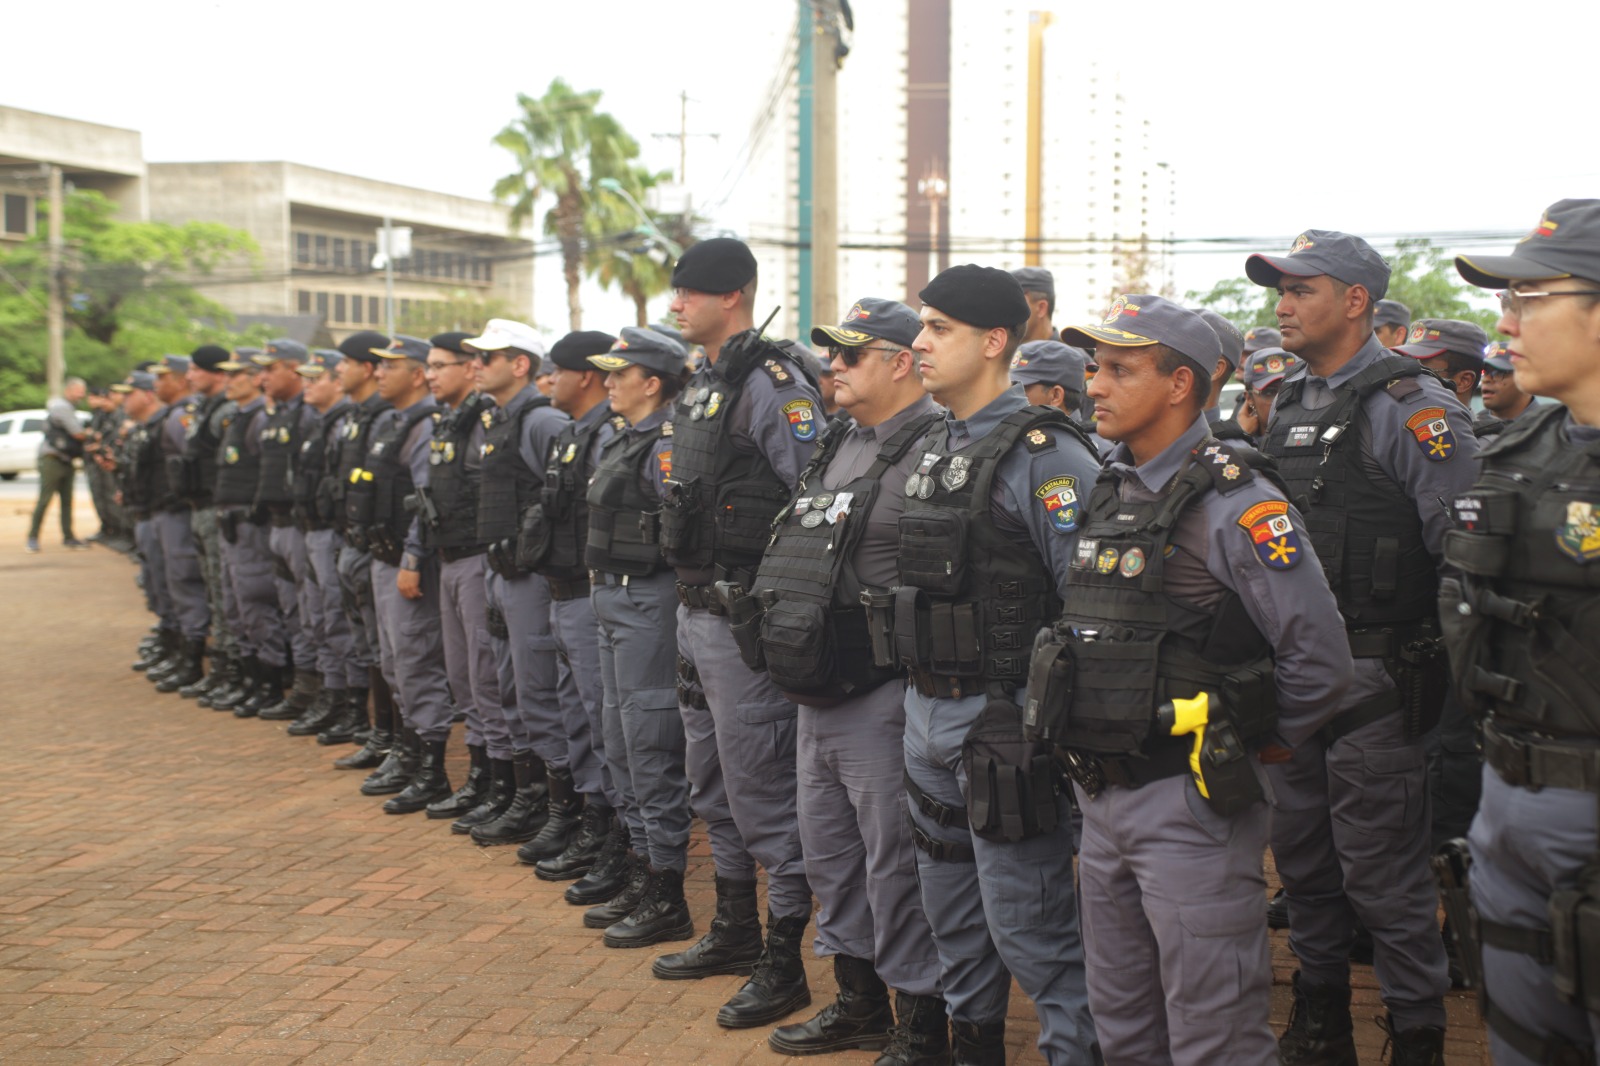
[0,190,266,408]
[587,165,678,327]
[397,289,513,337]
[493,79,642,331]
[1184,276,1278,332]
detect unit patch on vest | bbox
[1096,547,1121,574]
[658,449,672,479]
[1286,425,1319,449]
[941,455,971,491]
[783,399,817,441]
[223,445,239,465]
[1118,546,1146,578]
[1033,475,1080,533]
[481,410,495,428]
[562,443,578,464]
[1404,407,1455,462]
[1072,537,1098,570]
[1556,500,1600,563]
[1237,499,1302,569]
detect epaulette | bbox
[1193,437,1258,494]
[609,414,628,432]
[1023,426,1053,453]
[761,358,796,387]
[1383,375,1425,403]
[660,420,673,437]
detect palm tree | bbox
[586,165,677,327]
[492,79,641,330]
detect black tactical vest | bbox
[895,407,1087,695]
[660,348,811,574]
[213,400,264,507]
[1264,357,1438,629]
[174,392,228,505]
[344,404,435,539]
[476,394,553,545]
[425,393,494,552]
[255,397,305,509]
[329,396,392,532]
[585,419,670,577]
[1034,441,1277,756]
[291,399,349,530]
[520,406,616,578]
[753,410,940,701]
[121,411,169,515]
[1440,404,1600,738]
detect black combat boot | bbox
[768,954,892,1054]
[261,669,320,721]
[875,991,951,1066]
[199,655,246,709]
[179,649,226,699]
[383,737,453,814]
[651,874,762,979]
[236,659,285,718]
[1376,1013,1445,1066]
[132,630,169,672]
[535,803,614,881]
[287,687,344,736]
[1279,971,1358,1066]
[211,654,258,713]
[426,743,489,820]
[951,1020,1006,1066]
[470,751,550,846]
[516,767,581,863]
[715,911,812,1029]
[1267,887,1289,929]
[603,865,696,948]
[452,757,515,834]
[360,727,418,796]
[564,824,632,904]
[154,637,206,693]
[318,685,369,746]
[138,629,180,676]
[584,855,651,929]
[333,674,392,769]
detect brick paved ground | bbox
[0,495,1489,1064]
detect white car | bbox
[0,408,91,479]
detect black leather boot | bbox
[198,655,244,709]
[535,803,614,880]
[951,1020,1006,1066]
[261,669,320,721]
[1267,887,1289,930]
[383,737,453,814]
[132,630,168,671]
[564,824,632,904]
[769,954,891,1054]
[361,727,418,796]
[318,685,369,746]
[452,757,514,834]
[471,751,550,846]
[516,767,581,863]
[875,991,951,1066]
[716,911,812,1029]
[236,659,284,718]
[179,649,225,699]
[603,865,696,948]
[210,654,258,712]
[139,629,180,676]
[652,874,762,979]
[584,855,651,929]
[1376,1013,1445,1066]
[1278,972,1358,1066]
[287,688,344,736]
[155,637,206,693]
[333,674,392,769]
[426,743,489,820]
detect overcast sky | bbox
[6,0,1593,333]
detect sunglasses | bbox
[828,344,902,367]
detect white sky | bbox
[5,0,1595,333]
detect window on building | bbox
[315,292,329,318]
[470,257,481,281]
[483,258,493,283]
[297,290,311,313]
[334,294,347,322]
[369,296,380,324]
[294,232,310,265]
[351,240,366,272]
[314,234,328,267]
[333,238,346,270]
[4,193,33,237]
[351,293,363,323]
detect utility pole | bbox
[383,216,395,337]
[811,0,842,340]
[46,164,64,400]
[652,91,718,186]
[918,168,948,275]
[1024,11,1051,267]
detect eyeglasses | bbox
[1482,365,1513,379]
[828,344,902,367]
[425,360,468,371]
[477,351,507,365]
[1497,289,1600,315]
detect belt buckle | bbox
[1492,727,1532,790]
[1064,750,1106,799]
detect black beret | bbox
[671,237,758,294]
[430,331,474,355]
[339,330,392,364]
[189,344,232,371]
[548,330,618,371]
[918,264,1031,330]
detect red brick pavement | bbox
[0,502,1489,1064]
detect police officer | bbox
[172,346,238,701]
[1444,200,1600,1064]
[84,387,132,552]
[117,373,179,660]
[411,331,502,822]
[1374,299,1413,348]
[1042,295,1352,1064]
[579,329,696,941]
[1231,347,1302,440]
[1009,339,1107,456]
[1477,340,1543,430]
[1395,318,1490,415]
[282,350,359,741]
[897,263,1101,1065]
[1195,307,1246,427]
[147,355,210,693]
[651,238,819,1030]
[523,330,626,880]
[328,332,397,761]
[1011,266,1057,343]
[251,340,326,723]
[349,336,453,814]
[752,296,947,1061]
[462,320,571,849]
[1250,230,1476,1063]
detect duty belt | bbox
[907,668,971,700]
[1484,720,1600,793]
[438,545,486,564]
[1062,743,1189,798]
[590,570,632,587]
[675,582,726,616]
[545,575,591,601]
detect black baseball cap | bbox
[1246,229,1391,300]
[339,330,391,364]
[671,237,757,294]
[810,296,923,350]
[1061,294,1222,377]
[1392,318,1490,364]
[548,330,618,371]
[587,326,689,376]
[430,331,475,356]
[1456,199,1600,288]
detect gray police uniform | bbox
[1441,405,1600,1065]
[897,385,1100,1063]
[752,395,943,994]
[154,397,209,641]
[296,397,356,692]
[258,395,322,681]
[589,406,692,871]
[334,393,391,690]
[215,396,286,669]
[1261,335,1479,1030]
[657,344,820,919]
[126,408,177,634]
[184,392,236,663]
[1052,416,1352,1064]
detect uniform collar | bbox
[944,384,1029,445]
[847,395,936,444]
[1105,414,1212,495]
[627,406,670,434]
[1320,334,1390,390]
[574,400,612,430]
[500,384,539,416]
[393,395,435,416]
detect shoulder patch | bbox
[762,358,794,386]
[783,398,818,442]
[657,448,672,479]
[1237,499,1302,569]
[1025,427,1051,453]
[1033,475,1080,533]
[1405,407,1456,462]
[1385,375,1425,403]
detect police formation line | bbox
[105,201,1600,1066]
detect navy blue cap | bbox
[1010,266,1055,299]
[1061,294,1223,377]
[1242,325,1283,354]
[252,338,308,366]
[1246,230,1391,300]
[121,371,158,391]
[1239,348,1301,391]
[1457,199,1600,288]
[1393,318,1490,364]
[1482,341,1514,373]
[298,350,344,377]
[811,296,923,350]
[588,326,689,376]
[1011,340,1089,394]
[161,354,191,374]
[671,237,757,294]
[375,335,431,362]
[1373,299,1412,328]
[1194,308,1244,370]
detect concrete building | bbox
[0,105,147,240]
